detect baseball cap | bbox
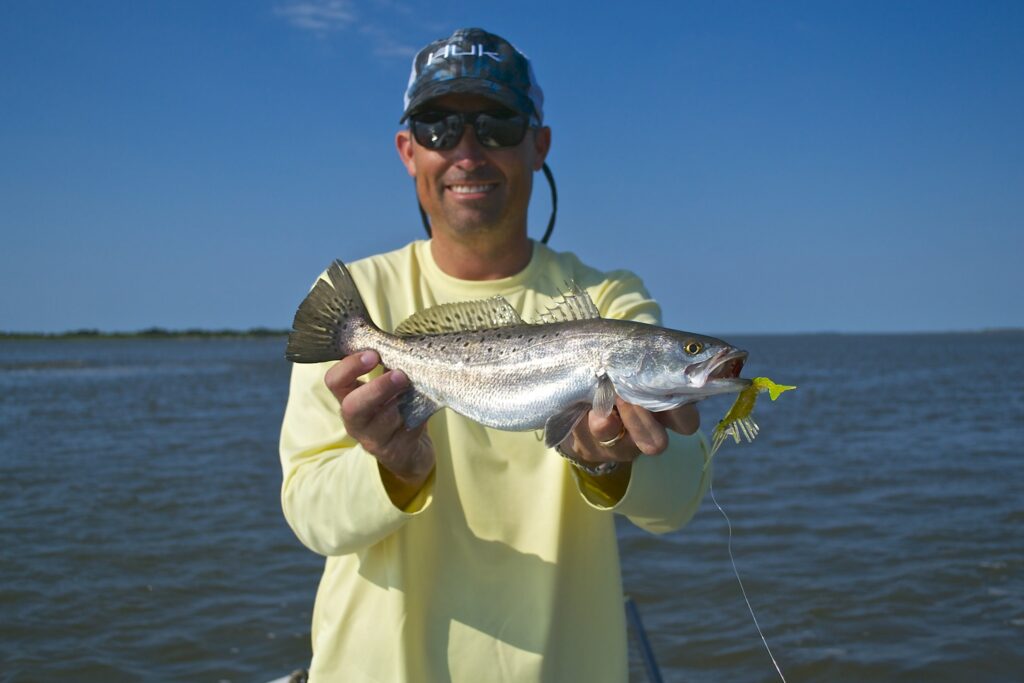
[401,28,544,125]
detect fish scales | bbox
[357,320,604,432]
[286,260,751,447]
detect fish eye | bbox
[684,341,703,355]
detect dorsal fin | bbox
[533,282,601,324]
[394,296,524,336]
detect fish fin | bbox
[543,403,590,448]
[592,374,617,418]
[286,260,378,363]
[397,388,442,429]
[614,383,689,412]
[533,282,601,324]
[394,297,524,335]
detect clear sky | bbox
[2,1,1021,334]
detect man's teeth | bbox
[449,184,492,194]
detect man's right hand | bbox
[324,351,435,505]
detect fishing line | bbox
[709,480,787,682]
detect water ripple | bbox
[3,333,1024,681]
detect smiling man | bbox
[280,28,712,682]
[396,92,546,281]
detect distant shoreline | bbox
[0,328,290,340]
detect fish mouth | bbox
[687,348,748,387]
[707,348,747,381]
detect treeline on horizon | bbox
[0,327,291,340]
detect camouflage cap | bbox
[401,28,544,124]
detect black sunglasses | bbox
[409,110,531,151]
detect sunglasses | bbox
[409,110,532,151]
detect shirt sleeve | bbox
[279,361,434,557]
[574,433,712,534]
[571,269,713,534]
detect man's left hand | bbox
[567,400,700,467]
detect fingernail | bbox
[361,351,376,367]
[390,369,408,386]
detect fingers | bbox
[340,369,409,431]
[323,353,435,486]
[576,407,639,464]
[580,401,667,462]
[325,350,414,434]
[587,406,625,444]
[579,400,691,463]
[617,400,669,455]
[324,351,380,403]
[324,350,408,447]
[654,403,700,435]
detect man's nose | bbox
[450,125,488,167]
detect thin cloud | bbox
[369,0,416,18]
[277,0,437,60]
[275,0,356,33]
[358,24,418,58]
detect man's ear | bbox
[531,126,552,172]
[396,130,417,177]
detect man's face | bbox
[396,93,551,239]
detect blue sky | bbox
[2,1,1021,334]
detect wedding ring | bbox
[598,425,627,448]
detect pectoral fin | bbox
[543,403,590,448]
[398,388,442,429]
[592,374,617,419]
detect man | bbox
[280,27,712,682]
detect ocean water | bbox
[1,333,1022,682]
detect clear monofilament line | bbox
[709,480,787,682]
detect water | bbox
[619,332,1024,682]
[1,334,1022,682]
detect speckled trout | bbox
[286,260,750,447]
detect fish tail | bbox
[285,260,380,363]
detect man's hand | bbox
[569,399,700,467]
[324,351,435,505]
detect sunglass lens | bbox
[411,111,529,150]
[474,113,528,148]
[412,113,463,150]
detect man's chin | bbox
[437,205,507,235]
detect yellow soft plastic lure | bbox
[707,377,796,470]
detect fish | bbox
[286,260,751,448]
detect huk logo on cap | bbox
[426,43,503,65]
[402,28,544,125]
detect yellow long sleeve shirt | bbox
[279,240,711,682]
